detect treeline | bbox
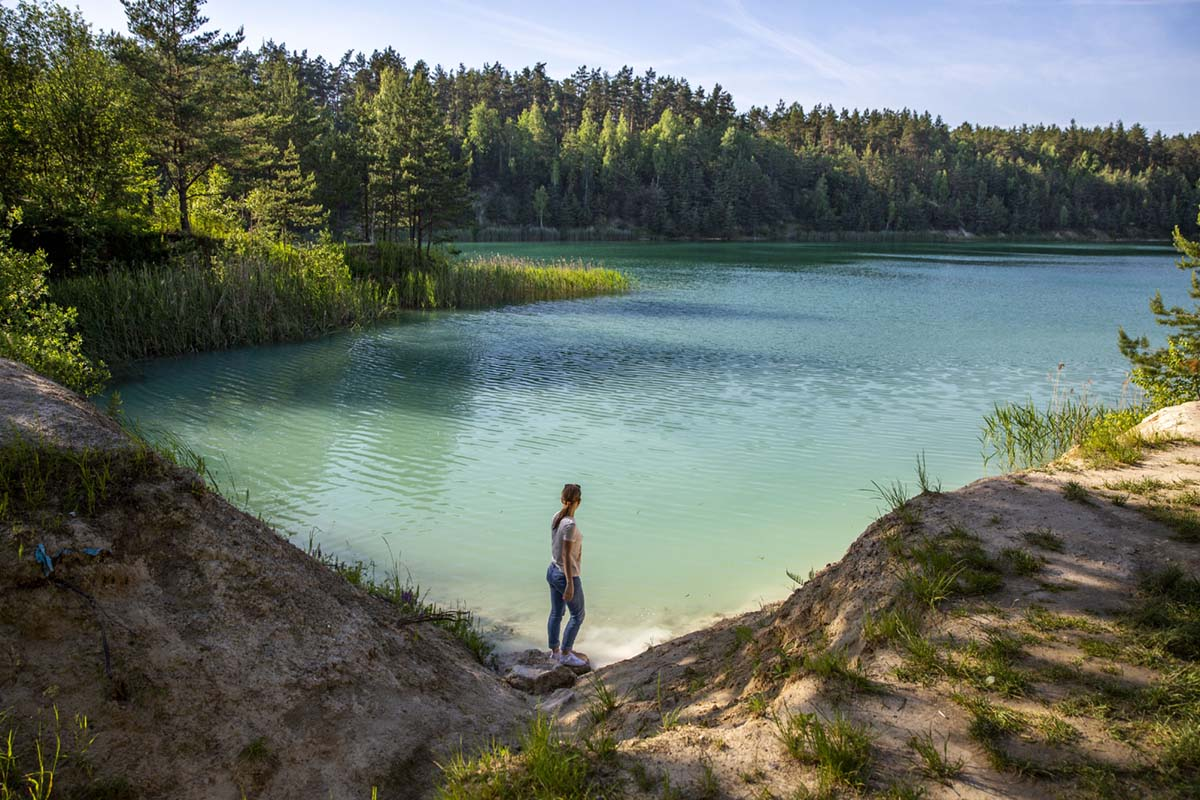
[2,0,1199,272]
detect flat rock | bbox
[503,663,578,694]
[497,648,592,694]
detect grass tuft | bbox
[436,713,589,800]
[1063,481,1093,504]
[774,710,873,791]
[907,729,963,784]
[1022,527,1064,552]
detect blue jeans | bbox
[546,563,585,651]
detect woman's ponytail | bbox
[552,483,582,531]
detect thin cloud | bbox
[439,0,638,69]
[706,0,870,86]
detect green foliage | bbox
[1129,566,1200,661]
[894,531,1003,609]
[980,393,1097,470]
[0,0,153,264]
[1120,208,1200,407]
[53,237,394,365]
[774,710,873,791]
[369,64,469,251]
[437,714,589,800]
[307,543,495,666]
[115,0,247,235]
[245,140,324,240]
[345,243,630,309]
[0,232,108,394]
[1022,527,1065,552]
[1,707,101,800]
[54,238,628,368]
[907,729,963,783]
[999,547,1043,576]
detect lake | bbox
[109,241,1182,664]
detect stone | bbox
[503,663,577,694]
[497,648,592,694]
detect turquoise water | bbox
[110,241,1182,664]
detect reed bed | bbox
[53,243,394,366]
[54,242,629,367]
[981,397,1149,471]
[346,244,630,309]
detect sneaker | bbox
[559,652,587,668]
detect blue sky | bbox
[68,0,1200,133]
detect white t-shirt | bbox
[551,515,582,577]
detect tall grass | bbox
[346,242,630,309]
[981,368,1150,470]
[54,241,630,368]
[437,713,590,800]
[54,241,393,366]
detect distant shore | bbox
[450,225,1176,245]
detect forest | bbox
[2,0,1199,275]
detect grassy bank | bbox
[51,240,629,368]
[345,243,629,309]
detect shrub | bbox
[0,232,108,394]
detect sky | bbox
[64,0,1200,134]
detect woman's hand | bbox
[563,581,574,602]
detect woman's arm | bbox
[562,527,575,600]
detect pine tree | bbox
[1119,206,1200,406]
[247,140,323,240]
[116,0,245,234]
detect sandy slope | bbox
[0,359,530,799]
[547,405,1200,798]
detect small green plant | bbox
[1035,714,1080,746]
[1144,503,1200,543]
[899,555,963,609]
[657,673,682,731]
[915,451,941,494]
[696,758,720,800]
[870,478,921,525]
[803,647,873,693]
[436,713,589,799]
[955,694,1029,770]
[1104,477,1169,496]
[1024,605,1107,634]
[744,693,768,717]
[584,675,620,726]
[774,710,873,791]
[238,736,270,762]
[733,625,755,648]
[999,547,1043,577]
[1022,527,1064,552]
[1063,481,1092,504]
[863,604,922,646]
[1128,566,1200,660]
[629,760,657,792]
[907,729,963,783]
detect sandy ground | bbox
[545,404,1200,798]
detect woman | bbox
[547,483,588,667]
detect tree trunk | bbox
[177,176,191,234]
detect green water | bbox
[110,241,1181,664]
